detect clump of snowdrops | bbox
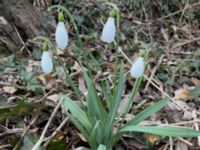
[34,2,200,150]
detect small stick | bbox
[177,138,193,146]
[118,47,194,118]
[0,144,11,149]
[31,100,62,150]
[144,54,164,91]
[157,2,200,21]
[13,114,39,150]
[192,111,200,147]
[43,117,69,147]
[170,37,200,50]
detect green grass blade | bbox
[119,125,200,137]
[61,95,92,132]
[124,98,169,127]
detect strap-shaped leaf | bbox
[124,98,169,127]
[119,125,200,137]
[82,68,107,125]
[113,98,169,144]
[109,65,124,127]
[61,96,92,132]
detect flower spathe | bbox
[55,22,69,50]
[130,57,145,78]
[101,17,116,43]
[41,51,53,74]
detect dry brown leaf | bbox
[118,95,129,116]
[191,78,200,86]
[36,74,55,90]
[78,75,87,96]
[167,100,190,111]
[161,27,169,42]
[174,88,192,101]
[26,60,39,72]
[47,94,59,103]
[146,134,159,144]
[3,86,17,94]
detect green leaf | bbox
[61,96,92,132]
[97,144,107,150]
[124,98,169,127]
[109,65,124,127]
[189,86,200,98]
[82,68,107,124]
[104,65,124,144]
[102,80,112,111]
[113,98,169,144]
[119,125,200,137]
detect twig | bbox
[118,47,195,118]
[31,100,62,150]
[144,54,164,91]
[177,138,193,146]
[13,114,39,150]
[143,75,194,118]
[170,37,200,50]
[33,87,57,103]
[193,111,200,147]
[179,0,190,23]
[157,2,200,21]
[0,144,11,149]
[11,22,31,54]
[43,117,69,147]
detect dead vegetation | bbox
[0,0,200,149]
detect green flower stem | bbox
[104,2,121,80]
[124,77,142,114]
[48,5,83,48]
[55,54,84,101]
[48,5,100,71]
[33,36,52,46]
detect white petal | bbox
[101,17,116,43]
[55,22,68,50]
[41,51,53,74]
[130,57,145,78]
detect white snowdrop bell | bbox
[41,51,53,74]
[101,17,116,43]
[55,21,68,50]
[130,57,145,78]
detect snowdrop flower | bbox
[41,43,53,74]
[130,57,145,78]
[101,17,116,43]
[55,12,68,51]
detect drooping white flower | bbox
[101,17,116,43]
[55,21,68,50]
[41,51,53,74]
[130,57,145,78]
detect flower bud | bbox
[41,51,53,74]
[55,13,68,50]
[100,17,116,43]
[130,57,145,78]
